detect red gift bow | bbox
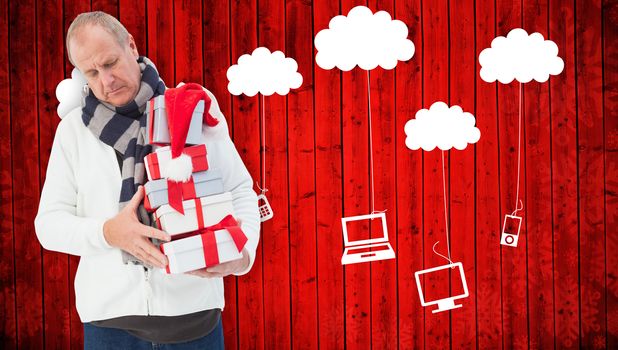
[160,214,248,274]
[198,215,248,267]
[145,145,209,214]
[167,176,199,215]
[144,177,197,212]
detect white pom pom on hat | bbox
[160,153,193,182]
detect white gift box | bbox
[144,144,209,181]
[144,169,224,211]
[146,95,204,146]
[159,227,245,274]
[154,192,235,236]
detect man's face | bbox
[69,25,140,107]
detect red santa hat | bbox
[161,83,219,182]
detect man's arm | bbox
[34,118,115,256]
[34,117,170,267]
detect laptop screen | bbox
[342,213,388,246]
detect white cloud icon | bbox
[479,28,564,84]
[55,68,86,119]
[314,5,415,71]
[404,102,481,151]
[226,47,303,97]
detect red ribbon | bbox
[167,181,185,214]
[160,215,247,273]
[144,177,196,213]
[198,215,248,267]
[146,152,161,180]
[147,99,156,144]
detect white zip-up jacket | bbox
[34,90,260,323]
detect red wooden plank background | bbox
[1,0,617,349]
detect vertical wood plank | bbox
[313,1,345,348]
[421,0,451,348]
[449,0,477,348]
[339,0,372,348]
[522,1,555,349]
[119,0,147,55]
[203,0,232,126]
[146,0,174,84]
[257,0,292,348]
[9,0,43,347]
[286,0,319,349]
[91,0,118,16]
[475,0,503,348]
[364,1,398,348]
[230,0,265,348]
[603,0,618,348]
[174,0,203,85]
[576,0,607,347]
[394,0,424,348]
[37,0,70,348]
[495,0,529,348]
[202,1,237,348]
[0,0,16,347]
[549,1,580,348]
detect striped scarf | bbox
[81,56,165,213]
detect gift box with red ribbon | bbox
[144,145,209,182]
[154,192,235,236]
[146,95,205,146]
[159,215,247,274]
[144,169,224,212]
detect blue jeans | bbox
[83,317,224,350]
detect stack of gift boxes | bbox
[142,84,248,274]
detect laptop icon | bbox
[341,212,396,265]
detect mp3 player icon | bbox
[500,214,522,247]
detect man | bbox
[34,11,260,349]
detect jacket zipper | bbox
[144,266,151,315]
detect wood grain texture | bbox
[9,0,43,348]
[313,1,345,349]
[1,1,616,348]
[36,0,70,349]
[394,0,424,348]
[0,0,16,347]
[449,0,477,348]
[286,0,319,349]
[576,0,607,348]
[229,1,264,349]
[475,0,504,348]
[421,1,451,348]
[603,1,618,349]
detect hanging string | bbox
[257,93,268,194]
[440,150,452,263]
[433,241,453,265]
[366,70,377,214]
[512,82,524,216]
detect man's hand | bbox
[103,186,171,268]
[187,248,250,278]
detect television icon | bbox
[414,262,469,313]
[341,212,395,265]
[500,214,522,247]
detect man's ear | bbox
[127,34,139,58]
